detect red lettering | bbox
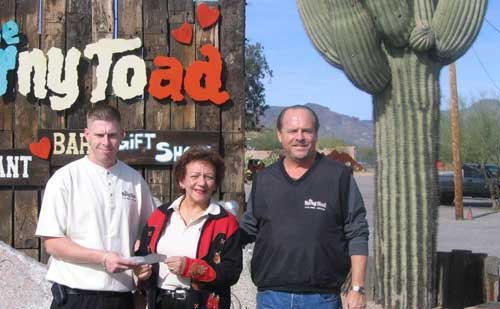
[184,44,230,105]
[148,56,184,101]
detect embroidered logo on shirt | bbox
[121,191,137,201]
[304,198,327,211]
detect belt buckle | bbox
[174,289,187,301]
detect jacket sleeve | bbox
[208,227,243,288]
[182,220,243,288]
[340,167,369,256]
[136,222,150,257]
[239,178,259,245]
[135,221,159,295]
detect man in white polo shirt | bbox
[36,104,155,309]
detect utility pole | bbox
[449,63,463,220]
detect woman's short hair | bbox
[174,146,225,190]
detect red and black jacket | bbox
[136,202,242,309]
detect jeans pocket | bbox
[318,293,339,304]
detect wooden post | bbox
[117,0,144,129]
[144,0,171,204]
[220,0,246,212]
[40,0,66,129]
[169,0,196,132]
[66,0,93,129]
[195,2,220,133]
[91,0,115,107]
[449,63,463,220]
[168,0,196,198]
[14,0,41,258]
[436,250,487,308]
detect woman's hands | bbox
[133,256,186,280]
[133,264,152,280]
[166,256,186,275]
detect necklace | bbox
[179,202,206,225]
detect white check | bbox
[128,254,167,265]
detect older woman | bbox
[135,146,242,309]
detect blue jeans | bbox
[256,290,342,309]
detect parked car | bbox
[485,163,499,178]
[438,163,498,205]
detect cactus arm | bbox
[297,0,343,69]
[331,0,390,94]
[413,0,435,25]
[363,0,412,47]
[409,0,436,52]
[431,0,488,65]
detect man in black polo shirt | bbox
[240,105,369,309]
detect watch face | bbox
[352,286,366,294]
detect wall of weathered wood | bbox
[0,0,245,262]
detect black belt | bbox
[65,286,132,297]
[159,288,189,301]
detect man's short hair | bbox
[87,103,122,125]
[276,105,320,132]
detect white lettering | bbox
[173,146,186,161]
[17,49,47,98]
[83,38,142,103]
[0,155,33,179]
[112,55,147,100]
[134,133,144,149]
[53,133,65,155]
[65,132,79,155]
[144,133,156,149]
[6,156,19,178]
[80,133,89,154]
[155,142,173,163]
[46,47,81,110]
[0,156,4,177]
[19,156,32,178]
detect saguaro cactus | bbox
[297,0,487,308]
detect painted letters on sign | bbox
[0,150,49,186]
[1,21,231,110]
[38,129,219,166]
[0,21,19,96]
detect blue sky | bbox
[246,1,500,121]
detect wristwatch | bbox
[351,285,366,295]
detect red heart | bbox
[29,137,52,160]
[172,22,193,45]
[197,3,220,29]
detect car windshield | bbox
[485,164,498,177]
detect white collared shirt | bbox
[35,156,155,291]
[156,195,220,290]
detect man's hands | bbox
[344,290,367,309]
[102,251,139,273]
[166,256,185,275]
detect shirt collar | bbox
[168,195,221,217]
[84,156,121,175]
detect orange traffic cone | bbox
[467,207,473,220]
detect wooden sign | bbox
[37,129,219,166]
[0,150,49,186]
[2,10,229,110]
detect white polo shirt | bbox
[156,196,220,290]
[35,156,155,291]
